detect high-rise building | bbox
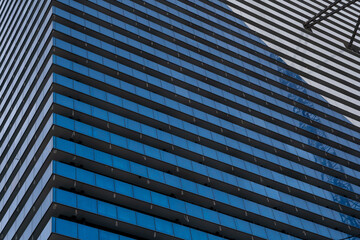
[0,0,359,239]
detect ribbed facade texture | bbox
[0,0,359,239]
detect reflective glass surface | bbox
[1,0,359,239]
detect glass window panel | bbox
[150,191,169,208]
[76,143,94,160]
[147,168,165,183]
[202,208,220,224]
[75,121,93,136]
[55,114,74,129]
[76,168,95,185]
[120,235,135,240]
[54,138,75,154]
[160,151,177,165]
[93,128,110,142]
[136,212,155,229]
[78,225,99,240]
[110,134,128,148]
[235,219,252,234]
[190,229,208,240]
[115,181,133,197]
[185,203,203,219]
[155,218,174,236]
[77,195,97,213]
[130,162,147,177]
[54,189,76,207]
[213,190,229,204]
[96,174,114,191]
[133,187,151,203]
[171,223,190,239]
[99,230,118,240]
[219,214,236,229]
[144,145,160,159]
[54,218,77,238]
[164,174,181,188]
[117,207,136,224]
[74,100,91,115]
[250,224,267,239]
[196,185,213,199]
[94,150,112,165]
[113,156,130,171]
[55,162,75,180]
[128,140,144,154]
[93,107,108,121]
[169,198,186,213]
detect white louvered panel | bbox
[225,0,360,127]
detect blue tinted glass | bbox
[115,181,133,196]
[77,168,95,185]
[94,150,112,165]
[54,218,77,238]
[98,201,117,219]
[151,192,169,208]
[136,212,155,229]
[190,229,209,240]
[55,162,75,179]
[54,189,76,207]
[78,225,99,240]
[117,207,136,224]
[155,218,174,236]
[173,224,192,239]
[28,2,360,240]
[134,187,151,202]
[77,195,97,213]
[99,230,118,240]
[96,174,114,191]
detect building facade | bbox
[0,0,359,239]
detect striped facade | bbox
[0,0,359,239]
